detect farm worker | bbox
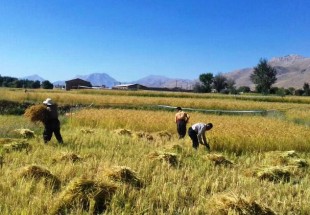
[175,107,190,139]
[42,98,63,144]
[188,122,213,150]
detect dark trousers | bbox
[43,119,63,144]
[188,127,199,149]
[177,120,187,139]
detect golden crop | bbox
[68,108,310,152]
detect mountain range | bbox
[224,54,310,89]
[21,54,310,89]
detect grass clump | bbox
[105,166,144,188]
[14,128,35,138]
[254,166,291,183]
[114,129,132,136]
[59,153,82,163]
[50,178,117,215]
[148,151,178,167]
[156,131,172,140]
[209,193,276,215]
[80,128,95,134]
[134,131,154,141]
[205,153,234,166]
[2,141,30,153]
[19,165,61,191]
[264,150,309,168]
[165,144,184,153]
[0,138,22,144]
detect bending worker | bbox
[188,122,213,150]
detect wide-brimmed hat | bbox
[43,98,54,105]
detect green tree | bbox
[303,82,310,96]
[213,73,227,92]
[31,80,41,89]
[250,58,277,94]
[41,80,54,89]
[238,86,251,93]
[287,87,295,95]
[192,82,206,93]
[226,78,237,94]
[199,73,213,93]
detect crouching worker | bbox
[188,122,213,150]
[42,98,63,144]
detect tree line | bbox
[0,75,54,89]
[196,58,310,96]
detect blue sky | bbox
[1,0,309,82]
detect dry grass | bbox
[164,144,184,153]
[14,128,35,138]
[0,138,24,145]
[114,129,133,136]
[148,151,178,167]
[134,131,154,141]
[24,104,47,123]
[2,141,30,153]
[19,165,61,191]
[209,193,276,215]
[264,150,309,168]
[205,153,234,166]
[50,178,117,215]
[156,131,172,140]
[253,166,292,183]
[80,128,95,134]
[59,153,82,163]
[104,166,144,188]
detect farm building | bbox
[65,78,92,90]
[112,84,148,90]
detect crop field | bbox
[0,88,310,214]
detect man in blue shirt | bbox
[188,122,213,150]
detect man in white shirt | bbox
[188,122,213,150]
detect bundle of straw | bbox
[148,151,178,167]
[210,193,276,215]
[3,141,30,153]
[105,166,144,188]
[24,104,47,123]
[50,178,117,215]
[205,154,234,166]
[19,165,61,190]
[14,128,35,138]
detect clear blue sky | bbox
[1,0,309,82]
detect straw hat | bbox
[43,98,54,105]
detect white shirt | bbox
[191,123,207,145]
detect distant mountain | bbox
[135,75,195,90]
[75,73,118,88]
[224,54,310,89]
[21,74,45,82]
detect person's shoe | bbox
[205,144,210,151]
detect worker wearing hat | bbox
[42,98,63,144]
